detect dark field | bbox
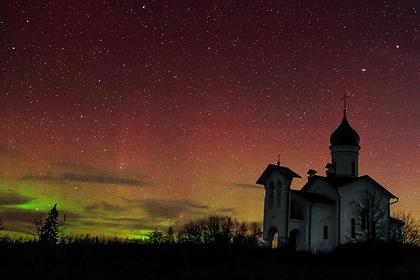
[1,240,419,280]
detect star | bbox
[0,0,417,238]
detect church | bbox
[256,101,404,252]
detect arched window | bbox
[323,225,328,240]
[351,218,356,238]
[272,232,279,249]
[276,181,282,207]
[268,226,278,249]
[267,182,274,208]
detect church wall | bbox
[338,180,390,243]
[289,219,307,250]
[304,179,340,249]
[309,203,336,252]
[289,194,309,250]
[305,179,339,201]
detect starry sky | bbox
[0,1,419,238]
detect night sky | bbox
[0,1,419,238]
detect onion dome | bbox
[330,114,360,146]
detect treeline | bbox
[147,216,262,246]
[1,205,263,246]
[4,203,418,247]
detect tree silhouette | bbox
[233,222,248,244]
[351,189,386,241]
[248,222,263,245]
[141,216,263,245]
[147,229,165,244]
[31,213,45,239]
[202,216,236,245]
[392,211,420,246]
[39,204,59,244]
[177,216,262,246]
[178,220,203,244]
[167,226,175,243]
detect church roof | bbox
[358,175,397,198]
[256,164,301,185]
[330,114,360,147]
[390,217,405,225]
[291,190,335,204]
[301,175,397,199]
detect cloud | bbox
[125,198,234,221]
[0,207,82,234]
[217,207,236,213]
[0,145,21,159]
[231,182,261,190]
[20,174,58,182]
[0,192,31,206]
[211,180,261,191]
[84,198,210,220]
[20,172,147,187]
[139,199,210,220]
[0,194,237,234]
[84,198,234,229]
[20,160,148,187]
[82,217,156,230]
[85,202,127,213]
[62,173,146,186]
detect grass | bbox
[0,237,419,280]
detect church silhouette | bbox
[257,99,404,252]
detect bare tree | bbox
[233,222,248,244]
[147,229,165,244]
[178,220,204,244]
[392,210,420,246]
[30,205,61,243]
[177,216,261,246]
[232,222,263,246]
[202,216,238,245]
[351,188,386,241]
[248,222,263,245]
[167,226,175,243]
[31,213,45,239]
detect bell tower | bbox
[327,94,360,177]
[256,163,301,247]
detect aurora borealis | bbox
[0,1,419,238]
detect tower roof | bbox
[256,164,301,185]
[330,114,360,146]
